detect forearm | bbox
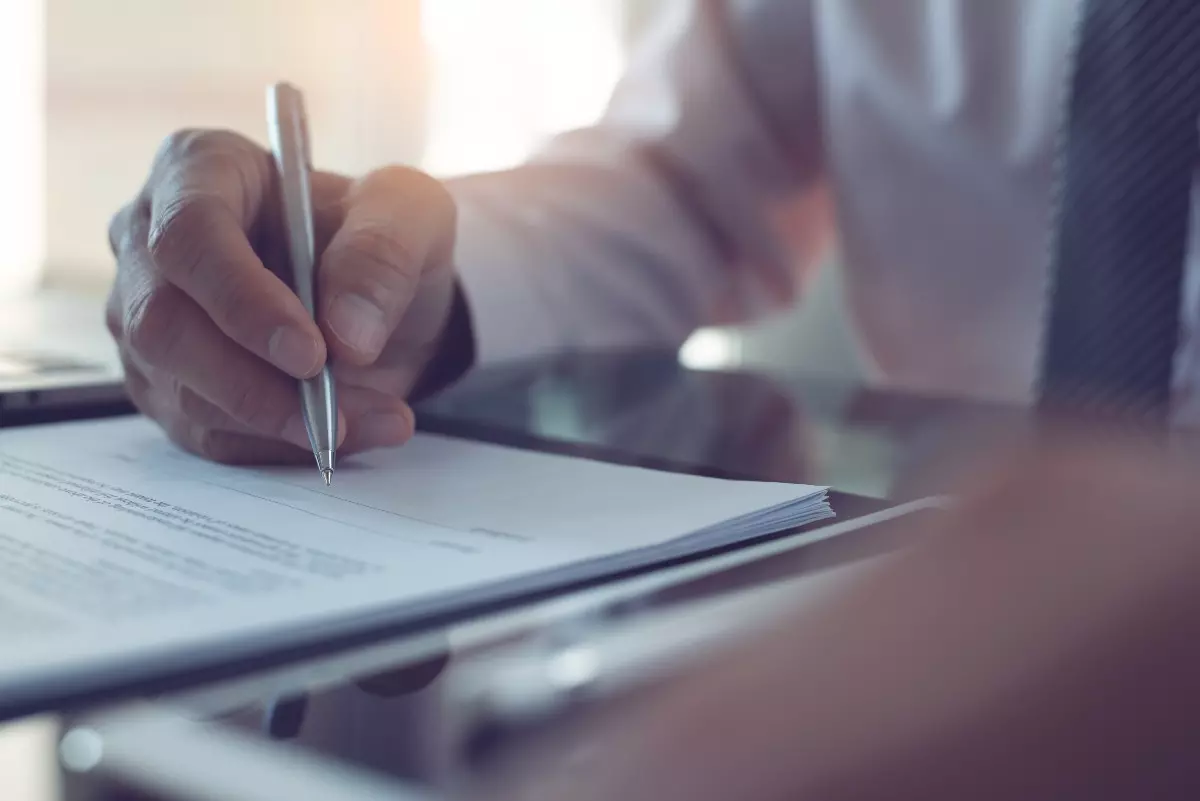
[449,160,750,366]
[692,460,1200,801]
[446,1,827,367]
[479,439,1200,801]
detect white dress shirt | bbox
[448,0,1200,409]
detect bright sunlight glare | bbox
[420,0,625,176]
[0,0,46,295]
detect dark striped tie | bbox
[1039,0,1200,421]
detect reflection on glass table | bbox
[62,498,939,801]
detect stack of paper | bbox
[0,417,830,705]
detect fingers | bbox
[121,356,304,464]
[110,128,432,466]
[141,130,325,379]
[161,417,320,467]
[340,389,416,452]
[121,345,413,465]
[319,165,456,365]
[116,214,308,444]
[167,388,413,466]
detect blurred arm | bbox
[478,436,1200,801]
[449,0,829,365]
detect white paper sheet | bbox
[0,417,829,697]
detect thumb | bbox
[319,166,456,365]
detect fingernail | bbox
[269,326,322,377]
[327,294,387,358]
[356,411,411,447]
[282,414,311,448]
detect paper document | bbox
[0,417,829,702]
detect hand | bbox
[471,432,1200,801]
[107,129,460,463]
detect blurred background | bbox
[0,2,867,796]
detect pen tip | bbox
[323,469,333,487]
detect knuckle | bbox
[173,385,214,426]
[152,130,201,170]
[371,166,455,223]
[370,164,428,192]
[152,128,268,230]
[157,129,207,161]
[146,195,219,276]
[124,285,184,365]
[224,381,260,424]
[156,128,250,166]
[223,380,279,432]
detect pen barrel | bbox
[269,81,338,476]
[267,83,318,316]
[301,368,337,468]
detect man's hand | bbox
[107,129,460,463]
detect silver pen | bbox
[267,82,338,486]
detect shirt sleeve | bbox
[448,0,828,366]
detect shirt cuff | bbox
[409,280,475,402]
